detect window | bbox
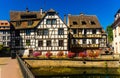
[3,36,6,40]
[73,21,78,25]
[92,29,96,34]
[5,23,8,25]
[43,29,49,35]
[38,41,43,47]
[15,30,20,36]
[92,39,96,44]
[3,42,6,46]
[16,21,21,26]
[7,42,10,46]
[28,21,33,26]
[15,40,20,46]
[3,31,6,34]
[26,40,30,46]
[81,21,86,25]
[21,14,37,19]
[37,29,43,35]
[72,39,76,44]
[72,29,77,34]
[58,28,64,35]
[59,40,64,46]
[26,30,31,35]
[91,21,96,25]
[46,40,51,47]
[46,19,56,25]
[37,29,49,35]
[83,39,86,44]
[7,36,10,40]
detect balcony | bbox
[71,44,99,48]
[72,34,102,38]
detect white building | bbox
[112,9,120,54]
[10,9,68,56]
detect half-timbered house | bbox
[10,8,68,56]
[68,14,107,54]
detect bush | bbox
[67,51,76,58]
[46,51,52,58]
[33,51,41,57]
[57,51,64,57]
[88,51,99,58]
[78,52,87,58]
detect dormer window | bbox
[1,23,4,25]
[73,21,78,25]
[16,21,21,26]
[21,14,37,19]
[5,23,8,25]
[28,21,33,26]
[81,21,86,25]
[46,19,56,25]
[91,21,96,25]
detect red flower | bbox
[33,51,41,57]
[67,51,76,58]
[46,51,52,58]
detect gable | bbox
[37,13,68,29]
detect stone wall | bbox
[25,60,119,68]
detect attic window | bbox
[28,21,33,26]
[21,14,37,19]
[73,21,78,25]
[91,21,96,25]
[5,23,8,25]
[1,23,4,25]
[81,21,86,25]
[16,21,21,26]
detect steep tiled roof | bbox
[10,10,46,29]
[0,20,10,30]
[68,14,102,28]
[112,17,120,27]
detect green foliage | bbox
[0,44,3,51]
[106,25,113,43]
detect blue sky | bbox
[0,0,120,29]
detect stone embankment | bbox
[25,55,120,68]
[25,60,120,68]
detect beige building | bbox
[0,20,10,47]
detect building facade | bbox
[68,14,107,53]
[112,9,120,54]
[0,20,10,47]
[10,9,68,56]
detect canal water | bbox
[31,67,120,78]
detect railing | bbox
[71,44,99,48]
[72,34,102,38]
[16,54,35,78]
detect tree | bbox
[106,25,113,43]
[0,44,3,51]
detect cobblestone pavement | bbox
[0,57,23,78]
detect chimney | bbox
[26,7,29,12]
[80,12,84,15]
[40,8,42,15]
[64,14,67,24]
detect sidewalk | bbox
[0,57,23,78]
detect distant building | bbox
[68,14,107,53]
[112,9,120,54]
[10,8,68,56]
[0,20,10,47]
